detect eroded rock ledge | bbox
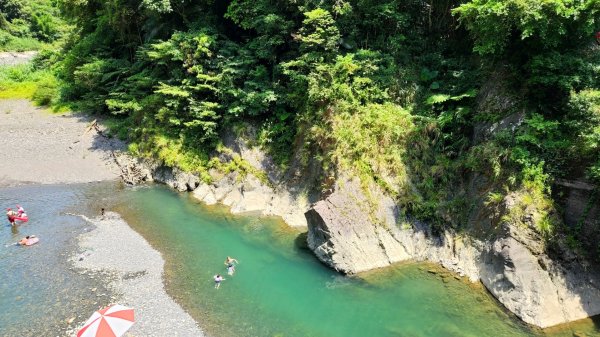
[305,177,600,328]
[117,132,314,228]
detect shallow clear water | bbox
[0,183,116,336]
[1,183,598,337]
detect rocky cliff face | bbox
[305,177,600,328]
[478,233,600,328]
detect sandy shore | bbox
[71,213,204,336]
[0,98,204,336]
[0,99,124,187]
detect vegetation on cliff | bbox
[2,0,599,257]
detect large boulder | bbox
[305,177,479,277]
[152,166,199,192]
[305,192,406,273]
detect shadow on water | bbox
[593,314,600,329]
[541,314,600,336]
[293,231,309,251]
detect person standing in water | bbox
[214,274,225,289]
[224,256,239,275]
[6,208,16,226]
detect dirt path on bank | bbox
[0,99,125,187]
[0,51,38,66]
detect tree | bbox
[295,8,340,52]
[454,0,600,56]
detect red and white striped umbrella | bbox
[77,304,135,337]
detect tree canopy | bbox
[9,0,599,255]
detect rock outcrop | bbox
[479,234,600,328]
[305,177,600,328]
[306,177,480,279]
[123,130,314,227]
[190,171,310,228]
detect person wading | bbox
[6,208,16,226]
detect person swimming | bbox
[224,256,239,275]
[214,274,225,289]
[18,235,38,246]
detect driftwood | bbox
[85,119,146,185]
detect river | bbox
[1,182,598,336]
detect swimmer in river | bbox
[214,274,225,289]
[18,236,31,245]
[224,256,239,275]
[18,235,37,246]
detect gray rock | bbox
[222,187,242,207]
[192,184,212,200]
[306,178,409,274]
[151,166,199,192]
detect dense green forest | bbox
[0,0,68,51]
[2,1,600,254]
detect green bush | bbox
[0,0,68,52]
[0,33,42,51]
[32,74,58,105]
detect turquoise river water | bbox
[1,182,599,336]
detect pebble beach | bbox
[0,98,204,336]
[70,212,203,336]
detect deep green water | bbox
[1,183,598,336]
[111,185,599,337]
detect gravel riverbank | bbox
[0,99,124,187]
[70,212,204,337]
[0,97,205,336]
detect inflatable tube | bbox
[14,216,28,222]
[24,237,39,246]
